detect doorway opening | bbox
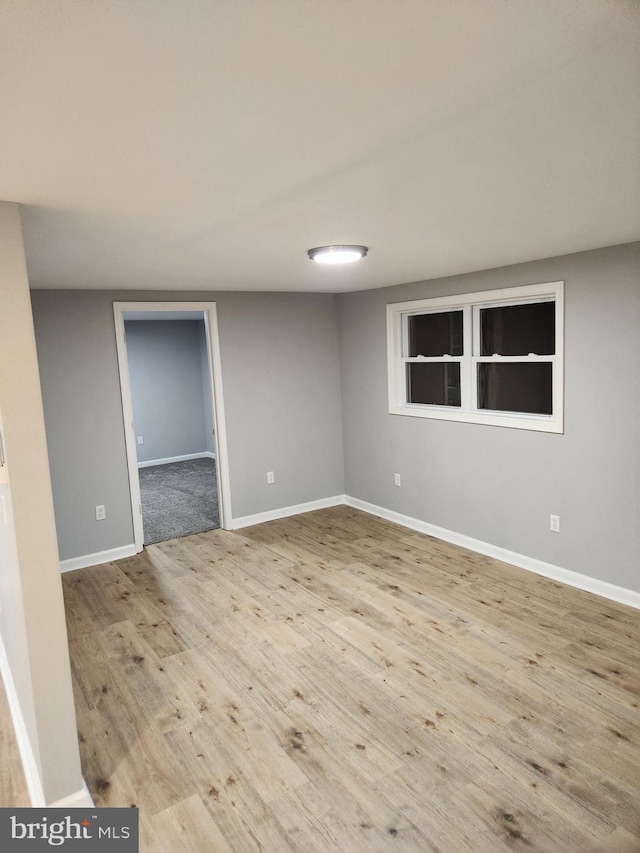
[114,302,232,551]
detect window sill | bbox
[389,404,564,434]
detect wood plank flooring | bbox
[62,506,640,851]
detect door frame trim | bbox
[113,301,232,551]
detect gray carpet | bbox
[138,458,219,545]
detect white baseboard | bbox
[58,494,640,608]
[137,451,215,468]
[60,544,138,573]
[49,780,94,808]
[345,496,640,611]
[232,495,346,530]
[0,632,45,806]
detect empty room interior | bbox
[123,311,220,546]
[0,2,639,851]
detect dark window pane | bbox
[478,363,552,415]
[408,311,463,357]
[480,301,555,356]
[408,363,461,406]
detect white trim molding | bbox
[49,781,94,809]
[60,544,137,573]
[345,496,640,611]
[113,301,233,551]
[137,451,215,468]
[0,637,93,807]
[232,495,346,530]
[58,495,640,611]
[0,632,45,806]
[387,280,564,433]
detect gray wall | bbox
[29,242,640,594]
[125,320,209,463]
[31,291,345,560]
[338,242,640,592]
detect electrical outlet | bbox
[267,471,275,485]
[550,514,560,533]
[137,436,144,445]
[96,505,106,521]
[394,473,401,487]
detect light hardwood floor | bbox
[61,506,640,851]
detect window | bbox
[387,281,563,432]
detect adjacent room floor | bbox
[138,457,219,545]
[62,507,640,851]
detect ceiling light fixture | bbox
[307,245,368,265]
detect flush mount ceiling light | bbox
[307,245,368,265]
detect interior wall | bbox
[0,202,84,804]
[338,241,640,593]
[0,411,39,794]
[125,319,209,464]
[29,242,640,592]
[31,290,345,561]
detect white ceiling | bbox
[1,0,638,293]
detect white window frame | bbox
[387,281,564,433]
